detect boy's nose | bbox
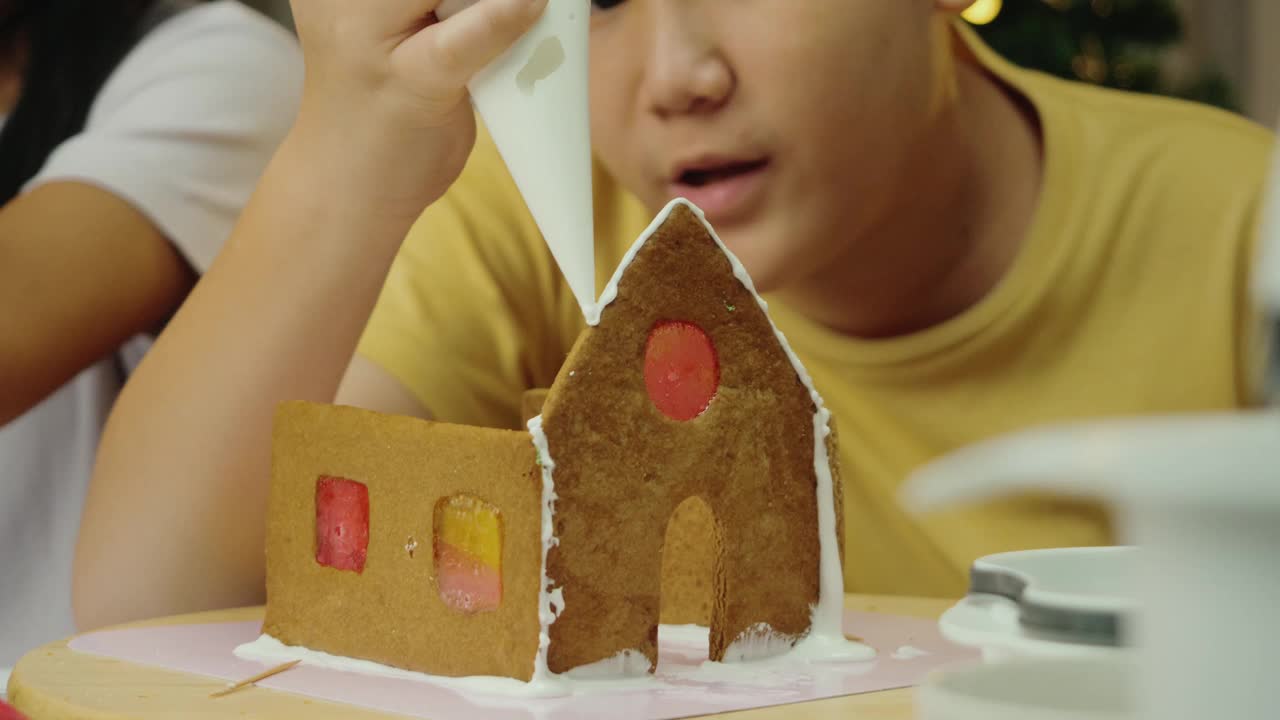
[642,3,735,118]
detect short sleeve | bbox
[25,2,303,273]
[357,124,581,430]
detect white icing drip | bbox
[801,408,845,638]
[564,649,652,678]
[659,624,711,649]
[235,629,876,701]
[787,630,878,663]
[235,634,569,697]
[721,623,799,663]
[892,645,930,661]
[527,414,565,689]
[235,634,665,700]
[683,633,877,686]
[589,198,868,658]
[681,660,801,688]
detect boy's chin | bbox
[721,242,791,296]
[709,222,791,292]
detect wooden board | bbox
[7,595,952,720]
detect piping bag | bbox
[436,0,596,320]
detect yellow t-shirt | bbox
[358,27,1275,598]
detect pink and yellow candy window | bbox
[433,495,503,613]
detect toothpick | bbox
[209,659,301,698]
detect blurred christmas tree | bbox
[968,0,1239,112]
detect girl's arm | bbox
[0,182,194,426]
[74,0,547,631]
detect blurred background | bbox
[243,0,1279,126]
[958,0,1280,124]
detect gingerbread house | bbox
[259,199,847,682]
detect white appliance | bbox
[904,122,1280,720]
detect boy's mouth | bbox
[674,158,770,188]
[667,156,772,224]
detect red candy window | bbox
[644,320,719,421]
[315,476,370,573]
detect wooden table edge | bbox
[9,594,957,720]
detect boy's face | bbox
[588,0,946,292]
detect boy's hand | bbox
[288,0,548,215]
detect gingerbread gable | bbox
[534,200,840,673]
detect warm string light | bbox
[963,0,1003,26]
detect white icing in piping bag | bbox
[437,0,597,319]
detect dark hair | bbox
[0,0,158,204]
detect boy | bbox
[78,0,1274,628]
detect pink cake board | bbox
[69,610,977,719]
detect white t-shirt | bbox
[0,0,302,668]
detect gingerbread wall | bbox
[538,205,825,673]
[263,401,544,680]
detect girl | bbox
[82,0,1273,630]
[0,0,300,664]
